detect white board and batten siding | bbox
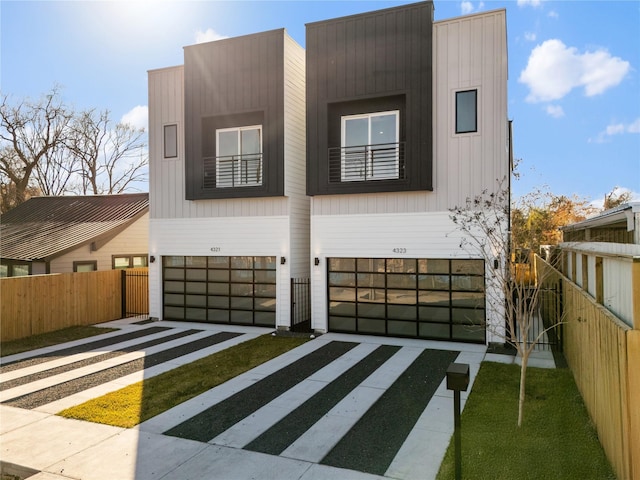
[147,37,309,328]
[284,32,311,281]
[309,10,508,342]
[311,9,509,217]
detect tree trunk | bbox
[518,352,528,427]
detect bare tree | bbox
[450,178,565,427]
[68,109,147,195]
[0,87,72,211]
[603,186,633,211]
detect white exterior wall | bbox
[309,10,508,343]
[284,33,310,281]
[48,214,149,273]
[311,212,506,341]
[311,9,508,217]
[148,216,291,326]
[147,35,309,329]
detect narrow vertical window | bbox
[455,90,477,134]
[164,124,178,158]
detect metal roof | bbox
[0,193,149,262]
[561,202,640,232]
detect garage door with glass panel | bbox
[163,256,276,326]
[328,258,485,343]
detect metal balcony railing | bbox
[203,153,263,188]
[328,142,405,183]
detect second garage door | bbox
[327,257,485,343]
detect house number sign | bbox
[392,248,407,254]
[210,247,221,252]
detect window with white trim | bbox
[216,125,262,187]
[341,111,399,181]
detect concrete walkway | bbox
[0,319,554,480]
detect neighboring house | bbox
[307,4,510,343]
[0,193,149,277]
[147,1,510,344]
[560,202,640,328]
[147,29,308,328]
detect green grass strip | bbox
[58,334,308,428]
[436,362,615,480]
[1,326,118,358]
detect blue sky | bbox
[2,0,639,206]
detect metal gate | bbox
[291,278,311,332]
[514,283,563,352]
[121,268,149,318]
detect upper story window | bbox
[164,124,178,158]
[211,125,262,188]
[339,110,400,182]
[455,90,477,134]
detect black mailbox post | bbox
[446,362,470,480]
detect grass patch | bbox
[436,362,615,480]
[58,334,308,427]
[0,326,117,358]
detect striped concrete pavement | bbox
[0,318,496,480]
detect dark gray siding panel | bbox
[185,29,285,200]
[306,1,433,196]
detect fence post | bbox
[121,269,127,319]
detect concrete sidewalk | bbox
[0,320,554,480]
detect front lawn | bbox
[0,326,117,357]
[436,362,615,480]
[58,334,308,427]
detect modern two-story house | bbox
[147,29,308,329]
[306,3,510,343]
[148,1,510,344]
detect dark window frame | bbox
[214,124,263,188]
[112,254,148,270]
[455,89,478,134]
[73,260,98,272]
[164,124,178,158]
[0,261,32,277]
[327,257,486,343]
[162,255,277,326]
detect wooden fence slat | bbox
[0,270,126,342]
[627,329,640,480]
[536,255,634,480]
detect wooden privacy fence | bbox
[537,256,639,480]
[122,268,149,317]
[1,270,124,342]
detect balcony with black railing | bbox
[328,142,405,183]
[203,153,263,188]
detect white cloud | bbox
[120,105,148,131]
[195,28,228,44]
[590,118,640,143]
[524,32,537,42]
[628,118,640,133]
[545,105,564,118]
[461,1,484,14]
[519,39,630,103]
[517,0,543,7]
[548,10,559,18]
